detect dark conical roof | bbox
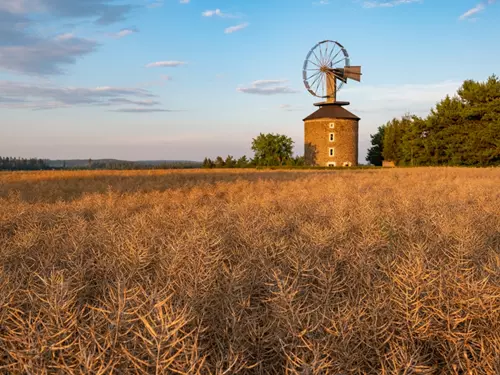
[303,102,360,121]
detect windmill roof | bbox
[303,104,360,121]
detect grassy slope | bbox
[0,168,499,374]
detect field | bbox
[0,168,499,374]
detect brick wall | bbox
[304,118,359,166]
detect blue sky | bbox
[1,0,499,162]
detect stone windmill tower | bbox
[302,40,362,167]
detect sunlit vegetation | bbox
[367,75,500,167]
[0,168,499,373]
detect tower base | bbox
[303,102,360,167]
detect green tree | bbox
[214,156,225,168]
[368,74,500,167]
[236,156,250,168]
[202,157,214,168]
[366,125,386,166]
[382,117,406,164]
[251,133,294,166]
[0,156,50,171]
[224,155,236,168]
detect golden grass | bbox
[0,167,499,374]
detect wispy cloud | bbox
[147,1,164,8]
[345,81,462,116]
[0,0,135,25]
[0,0,136,76]
[0,80,163,110]
[107,98,160,106]
[109,28,138,39]
[279,104,304,111]
[363,0,421,8]
[202,9,237,18]
[252,80,289,87]
[145,61,187,68]
[110,108,174,113]
[459,0,495,21]
[224,22,249,34]
[237,80,298,95]
[0,33,98,75]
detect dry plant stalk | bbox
[0,167,499,374]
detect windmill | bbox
[302,40,362,104]
[302,40,362,167]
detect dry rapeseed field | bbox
[0,168,499,374]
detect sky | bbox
[1,0,499,162]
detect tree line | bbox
[0,157,51,171]
[366,75,500,167]
[88,160,201,170]
[203,133,305,168]
[0,158,202,171]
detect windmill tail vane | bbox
[338,66,362,82]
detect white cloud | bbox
[458,0,496,21]
[202,8,240,18]
[237,79,298,95]
[109,28,138,39]
[111,108,174,113]
[224,22,249,34]
[252,79,289,87]
[459,3,485,20]
[203,9,223,17]
[145,61,187,68]
[180,0,190,3]
[363,0,421,8]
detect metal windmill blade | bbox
[303,40,362,103]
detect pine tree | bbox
[366,125,386,166]
[214,156,225,168]
[369,74,500,167]
[224,155,236,168]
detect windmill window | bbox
[327,162,336,167]
[329,133,335,142]
[329,123,335,129]
[329,148,335,157]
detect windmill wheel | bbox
[303,40,350,99]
